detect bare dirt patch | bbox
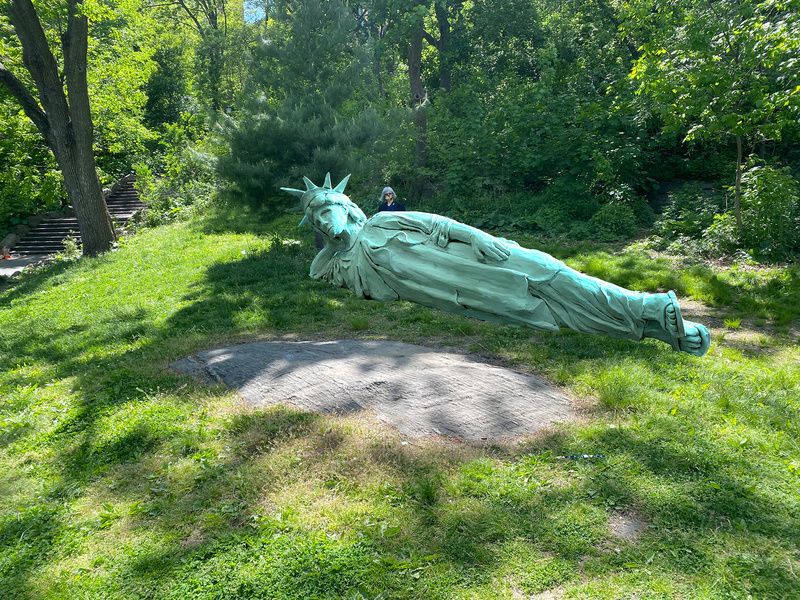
[608,510,648,542]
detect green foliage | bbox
[0,100,63,234]
[144,44,189,129]
[632,0,800,145]
[217,0,390,206]
[740,161,800,260]
[654,183,725,241]
[589,203,637,242]
[702,213,741,258]
[652,168,800,261]
[135,114,217,226]
[4,0,800,263]
[632,0,800,236]
[0,0,159,230]
[85,0,159,175]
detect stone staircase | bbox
[10,176,145,256]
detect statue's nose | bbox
[327,208,348,238]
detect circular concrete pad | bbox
[172,340,576,441]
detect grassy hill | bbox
[1,208,798,599]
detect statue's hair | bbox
[304,190,366,227]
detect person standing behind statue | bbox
[378,187,405,212]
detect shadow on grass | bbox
[0,259,75,308]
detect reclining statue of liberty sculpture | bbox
[282,174,711,356]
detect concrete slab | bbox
[0,255,50,278]
[172,340,577,441]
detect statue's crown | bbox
[281,173,351,210]
[281,173,352,227]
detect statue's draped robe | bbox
[310,211,648,341]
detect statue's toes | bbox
[677,322,711,357]
[665,291,686,337]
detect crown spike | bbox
[334,174,351,193]
[280,187,305,198]
[302,176,318,190]
[323,172,332,189]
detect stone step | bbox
[26,227,79,232]
[14,250,64,256]
[18,236,75,243]
[13,246,67,254]
[10,174,144,257]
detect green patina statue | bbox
[282,174,711,356]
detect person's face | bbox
[385,192,395,203]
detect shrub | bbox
[0,101,64,235]
[135,116,217,226]
[589,203,637,241]
[702,213,740,257]
[654,182,725,240]
[740,162,800,260]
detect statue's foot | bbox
[664,290,686,337]
[675,321,711,356]
[642,317,710,356]
[644,290,686,338]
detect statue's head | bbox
[281,173,366,246]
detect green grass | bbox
[1,206,798,599]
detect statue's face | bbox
[303,189,364,246]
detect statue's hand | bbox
[470,233,511,262]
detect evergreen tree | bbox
[217,0,389,207]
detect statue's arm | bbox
[370,211,510,262]
[444,220,511,262]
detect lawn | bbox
[1,205,798,599]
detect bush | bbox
[740,162,800,260]
[654,182,725,240]
[702,213,740,257]
[589,203,637,241]
[0,101,64,235]
[135,115,217,226]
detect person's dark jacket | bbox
[378,201,406,212]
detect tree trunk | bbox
[4,0,115,256]
[63,0,116,254]
[408,17,427,168]
[54,141,116,256]
[734,134,743,234]
[434,2,451,91]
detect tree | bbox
[632,0,800,231]
[366,0,466,170]
[217,0,387,204]
[0,0,115,255]
[154,0,248,112]
[144,44,189,129]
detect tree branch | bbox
[176,0,205,34]
[0,60,50,136]
[8,0,71,132]
[422,29,439,49]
